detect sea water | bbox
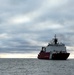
[0,58,74,75]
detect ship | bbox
[38,35,70,60]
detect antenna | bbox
[54,34,58,44]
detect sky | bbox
[0,0,74,58]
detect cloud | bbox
[0,0,74,58]
[9,15,31,24]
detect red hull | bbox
[38,52,70,60]
[38,52,50,60]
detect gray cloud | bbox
[0,0,74,53]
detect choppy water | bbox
[0,59,74,75]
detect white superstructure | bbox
[45,35,67,53]
[46,45,66,52]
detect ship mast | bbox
[54,34,58,44]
